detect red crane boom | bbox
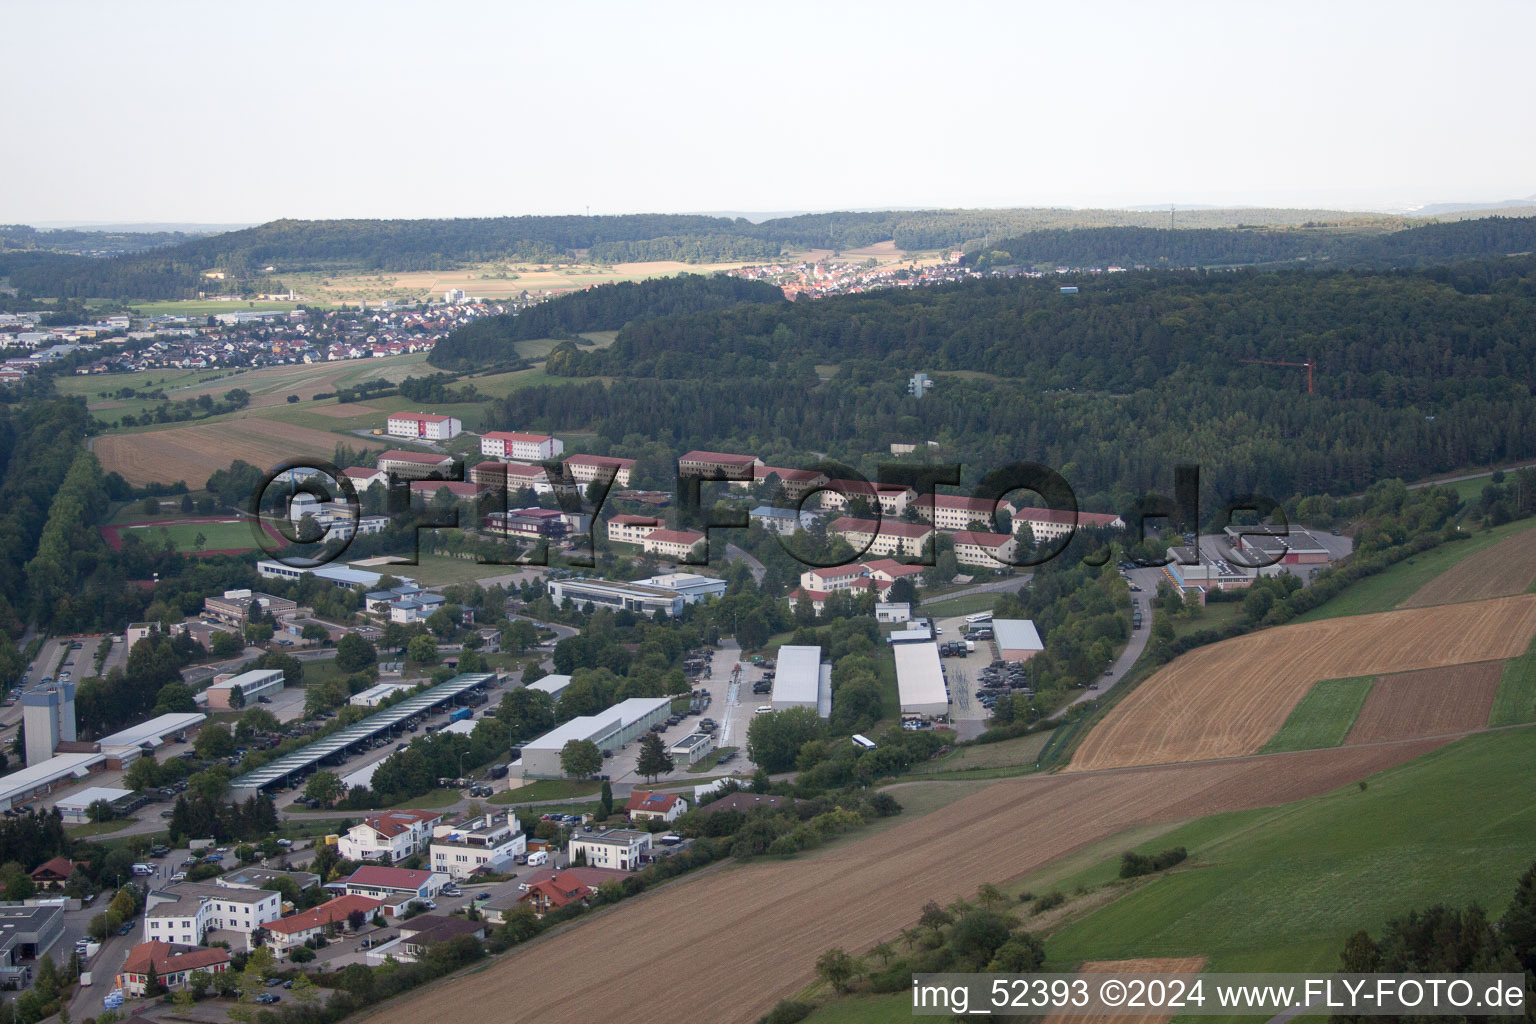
[1238,358,1315,394]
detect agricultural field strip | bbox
[1069,595,1536,772]
[1043,957,1209,1024]
[360,740,1446,1024]
[1398,527,1536,608]
[1343,661,1503,744]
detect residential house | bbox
[142,882,282,950]
[337,809,444,863]
[342,865,449,916]
[428,812,526,879]
[624,791,688,823]
[261,894,381,959]
[568,829,652,871]
[116,942,230,996]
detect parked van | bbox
[130,863,155,876]
[525,850,549,867]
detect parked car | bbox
[117,922,133,936]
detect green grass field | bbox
[1490,634,1536,726]
[920,591,1008,618]
[1260,676,1374,753]
[1040,730,1536,975]
[1295,517,1536,622]
[110,518,265,552]
[1169,599,1244,639]
[490,779,601,804]
[387,552,523,587]
[906,729,1054,776]
[129,300,304,315]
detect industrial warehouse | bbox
[513,697,673,779]
[892,642,949,719]
[770,645,831,718]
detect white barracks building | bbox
[481,431,564,462]
[387,412,463,441]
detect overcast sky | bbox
[4,0,1532,225]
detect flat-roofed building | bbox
[893,641,949,718]
[203,590,297,628]
[517,697,673,779]
[376,450,456,480]
[668,731,716,765]
[481,431,563,462]
[564,453,634,488]
[1224,525,1332,566]
[483,508,568,539]
[831,517,934,559]
[992,619,1045,662]
[429,812,526,878]
[527,674,572,701]
[771,645,826,716]
[568,829,651,871]
[204,668,285,710]
[634,572,727,604]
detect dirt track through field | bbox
[360,741,1445,1024]
[1069,596,1536,772]
[1046,957,1208,1024]
[1344,662,1503,744]
[1399,527,1536,608]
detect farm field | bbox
[1069,595,1536,772]
[906,728,1054,775]
[129,299,303,315]
[1293,517,1536,622]
[1044,958,1209,1024]
[359,740,1444,1024]
[1343,662,1503,744]
[1043,730,1536,980]
[1491,635,1536,726]
[1259,676,1374,753]
[1398,525,1536,608]
[93,417,385,487]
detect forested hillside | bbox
[970,216,1536,271]
[429,275,785,369]
[496,254,1536,508]
[0,206,1410,302]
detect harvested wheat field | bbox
[1070,595,1536,772]
[95,418,384,487]
[1047,957,1208,1024]
[1399,527,1536,608]
[360,741,1444,1024]
[1344,661,1504,745]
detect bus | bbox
[851,734,877,751]
[965,611,994,624]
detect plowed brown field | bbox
[1344,662,1503,744]
[1069,595,1536,772]
[1047,957,1208,1024]
[361,741,1444,1024]
[95,418,384,486]
[1399,527,1536,608]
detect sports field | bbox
[100,516,282,554]
[1069,595,1536,771]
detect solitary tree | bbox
[635,732,673,783]
[815,947,860,994]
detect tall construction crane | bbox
[1238,358,1316,394]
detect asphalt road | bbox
[1050,563,1160,721]
[920,573,1032,607]
[725,544,765,585]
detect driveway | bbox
[1050,564,1159,720]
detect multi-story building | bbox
[337,809,444,864]
[819,479,914,517]
[546,577,686,618]
[340,466,388,491]
[798,563,874,594]
[952,530,1019,568]
[483,508,569,540]
[143,882,282,950]
[915,493,1010,532]
[753,465,829,502]
[262,894,381,960]
[428,812,526,879]
[830,517,934,559]
[481,431,563,462]
[470,460,563,496]
[202,590,298,629]
[376,450,456,480]
[642,529,707,561]
[568,829,652,871]
[342,865,450,916]
[387,412,462,441]
[564,454,634,488]
[606,514,663,545]
[859,558,926,595]
[677,450,759,483]
[204,668,285,711]
[1011,506,1126,541]
[409,480,481,503]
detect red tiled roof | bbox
[30,856,74,880]
[808,564,867,580]
[825,478,912,496]
[264,894,382,935]
[520,872,593,910]
[389,413,452,423]
[831,517,933,539]
[920,493,1004,513]
[360,809,440,839]
[679,450,757,466]
[645,529,706,545]
[122,941,229,976]
[341,467,384,479]
[346,865,434,891]
[609,514,662,527]
[624,791,681,814]
[566,454,635,468]
[484,431,556,444]
[409,480,480,497]
[859,559,925,578]
[754,465,824,482]
[1011,506,1123,528]
[953,530,1013,548]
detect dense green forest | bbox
[478,254,1536,508]
[970,216,1536,271]
[430,275,785,368]
[0,224,196,255]
[0,207,1419,302]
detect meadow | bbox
[1259,675,1374,753]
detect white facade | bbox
[143,883,282,950]
[387,413,462,441]
[337,810,441,863]
[569,829,651,871]
[481,431,563,461]
[429,812,526,879]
